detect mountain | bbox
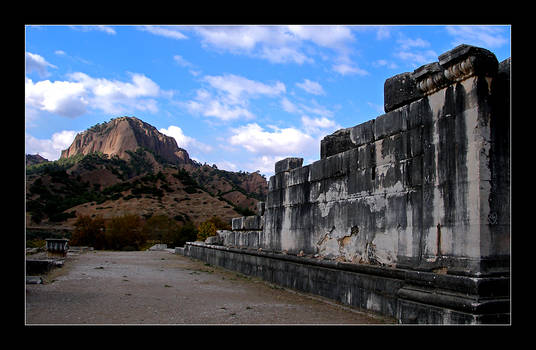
[60,116,192,165]
[25,116,268,231]
[26,154,49,166]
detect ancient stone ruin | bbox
[181,44,510,324]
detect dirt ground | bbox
[25,250,396,325]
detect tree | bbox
[206,216,231,230]
[197,221,217,241]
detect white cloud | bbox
[183,74,285,122]
[300,99,334,118]
[25,77,88,118]
[301,115,338,134]
[26,72,167,118]
[281,97,299,114]
[26,52,57,77]
[183,89,255,121]
[173,54,193,67]
[25,130,79,161]
[203,74,285,103]
[214,160,238,172]
[332,62,369,76]
[186,25,358,67]
[397,37,430,50]
[138,25,188,40]
[296,79,325,95]
[445,25,509,48]
[373,59,398,69]
[395,49,438,67]
[286,25,354,50]
[192,26,278,51]
[229,123,316,157]
[70,25,116,35]
[259,46,313,64]
[159,125,213,153]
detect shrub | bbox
[168,222,198,247]
[105,214,147,251]
[70,215,106,249]
[142,215,179,242]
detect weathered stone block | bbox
[320,128,356,159]
[374,105,408,140]
[287,165,310,187]
[384,72,423,113]
[275,157,303,174]
[320,120,375,159]
[232,217,243,230]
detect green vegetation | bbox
[26,149,168,223]
[173,168,203,194]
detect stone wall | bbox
[186,44,510,323]
[244,44,509,278]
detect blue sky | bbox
[25,25,511,177]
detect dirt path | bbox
[25,250,396,325]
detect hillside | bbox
[25,116,268,231]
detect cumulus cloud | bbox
[159,125,213,153]
[229,123,316,157]
[26,52,57,77]
[25,130,79,161]
[25,77,88,118]
[301,115,338,134]
[26,72,167,118]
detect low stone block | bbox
[232,217,244,230]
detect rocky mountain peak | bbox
[60,116,192,165]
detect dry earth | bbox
[25,250,396,325]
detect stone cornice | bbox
[413,44,499,95]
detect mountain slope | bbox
[26,116,268,230]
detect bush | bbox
[168,222,198,247]
[70,215,106,249]
[142,215,179,242]
[105,214,147,251]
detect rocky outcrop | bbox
[60,116,192,165]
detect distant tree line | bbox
[69,214,230,251]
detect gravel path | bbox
[25,250,395,325]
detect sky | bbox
[25,25,511,177]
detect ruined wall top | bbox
[319,44,505,159]
[384,44,499,112]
